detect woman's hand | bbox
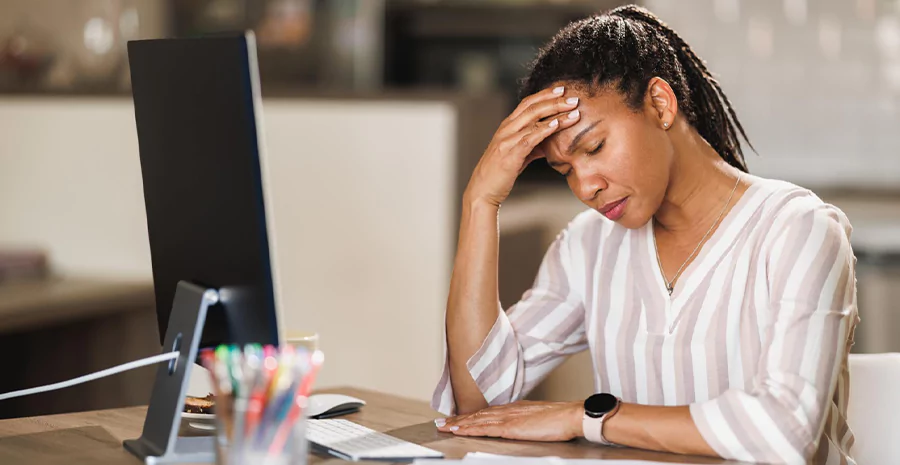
[464,86,581,207]
[435,400,584,442]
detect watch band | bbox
[582,398,621,446]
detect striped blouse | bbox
[432,176,859,465]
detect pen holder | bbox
[215,413,308,465]
[200,344,323,465]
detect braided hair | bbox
[520,5,752,172]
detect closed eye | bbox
[559,141,604,177]
[588,140,605,155]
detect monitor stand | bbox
[124,281,220,464]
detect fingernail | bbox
[450,426,459,432]
[568,109,580,119]
[549,119,559,128]
[566,97,579,105]
[553,86,564,95]
[434,419,446,427]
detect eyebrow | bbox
[548,120,602,168]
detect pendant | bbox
[666,285,674,296]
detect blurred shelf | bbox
[388,0,623,39]
[0,276,154,335]
[388,0,619,13]
[0,86,509,105]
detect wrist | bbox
[582,394,623,446]
[568,401,586,439]
[600,401,626,446]
[462,191,501,213]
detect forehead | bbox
[541,88,635,161]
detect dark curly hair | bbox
[520,5,752,172]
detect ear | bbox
[646,77,678,130]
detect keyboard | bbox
[306,419,444,461]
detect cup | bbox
[215,414,308,465]
[285,331,319,352]
[201,345,322,465]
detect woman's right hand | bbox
[464,85,582,207]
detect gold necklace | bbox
[653,173,741,296]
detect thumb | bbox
[520,148,546,174]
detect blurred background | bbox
[0,0,898,418]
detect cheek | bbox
[617,129,671,185]
[625,132,663,166]
[611,143,670,220]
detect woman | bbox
[432,5,858,465]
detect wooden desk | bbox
[0,387,740,465]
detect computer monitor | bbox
[124,32,281,463]
[129,33,280,349]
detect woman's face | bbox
[539,84,674,230]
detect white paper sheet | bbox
[414,452,708,465]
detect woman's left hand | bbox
[435,400,584,442]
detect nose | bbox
[574,171,608,203]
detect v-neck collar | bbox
[645,177,775,331]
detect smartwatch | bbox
[582,393,621,446]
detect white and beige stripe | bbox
[433,177,859,465]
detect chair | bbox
[848,353,900,463]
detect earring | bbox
[663,122,669,128]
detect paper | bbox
[414,452,709,465]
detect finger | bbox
[450,421,505,438]
[519,106,581,142]
[518,148,546,175]
[440,413,485,430]
[436,413,475,431]
[437,410,489,431]
[446,409,516,429]
[524,147,545,165]
[507,85,567,122]
[505,113,577,159]
[506,95,580,133]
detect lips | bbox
[598,197,627,221]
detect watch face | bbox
[584,393,617,418]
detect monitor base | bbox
[123,281,219,464]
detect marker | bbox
[268,350,324,455]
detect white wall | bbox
[0,97,457,401]
[0,99,151,277]
[262,100,456,400]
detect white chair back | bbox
[848,353,900,463]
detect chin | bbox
[614,207,653,230]
[616,215,648,230]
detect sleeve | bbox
[689,202,858,464]
[431,227,589,416]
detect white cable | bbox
[0,351,180,402]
